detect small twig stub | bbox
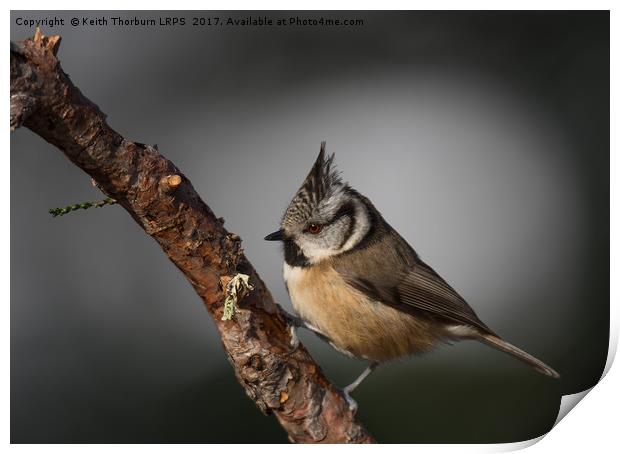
[160,174,182,193]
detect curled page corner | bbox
[550,325,618,428]
[553,388,592,427]
[494,328,616,452]
[488,390,592,453]
[492,434,545,452]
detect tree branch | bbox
[10,32,374,444]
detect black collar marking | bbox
[283,239,310,267]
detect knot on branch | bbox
[10,93,37,132]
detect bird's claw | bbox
[342,388,358,414]
[281,311,302,354]
[289,324,300,350]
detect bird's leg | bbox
[342,362,378,413]
[344,362,378,394]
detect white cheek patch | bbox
[297,240,336,264]
[295,198,371,264]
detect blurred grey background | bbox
[11,11,608,443]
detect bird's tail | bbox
[479,334,560,379]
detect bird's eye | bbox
[307,223,323,234]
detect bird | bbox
[265,142,560,410]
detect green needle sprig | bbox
[49,197,117,218]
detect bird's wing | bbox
[336,256,495,336]
[394,260,495,335]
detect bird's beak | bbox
[264,229,285,241]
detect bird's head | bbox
[265,142,372,266]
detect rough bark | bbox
[10,31,374,444]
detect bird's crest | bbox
[282,142,344,228]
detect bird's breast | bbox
[282,261,438,362]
